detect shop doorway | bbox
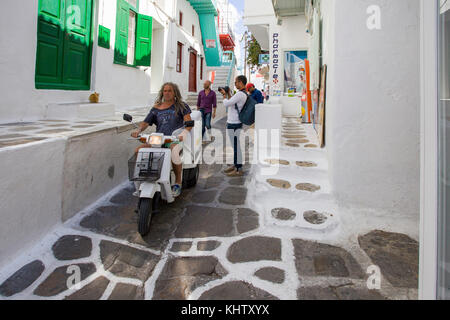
[189,49,197,92]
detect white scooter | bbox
[123,111,203,236]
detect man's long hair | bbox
[154,82,187,116]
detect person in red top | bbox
[246,83,264,104]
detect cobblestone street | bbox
[0,118,419,300]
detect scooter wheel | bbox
[138,193,160,236]
[182,165,200,189]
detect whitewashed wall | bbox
[95,0,152,110]
[0,139,66,270]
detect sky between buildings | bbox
[226,0,247,71]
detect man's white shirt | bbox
[223,91,247,124]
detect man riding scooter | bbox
[131,82,193,198]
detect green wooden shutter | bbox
[98,25,111,49]
[136,14,152,66]
[35,0,65,87]
[114,0,129,64]
[62,0,93,88]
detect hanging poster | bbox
[318,65,327,147]
[312,89,319,131]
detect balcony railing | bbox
[220,50,236,88]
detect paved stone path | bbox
[0,118,419,300]
[0,107,150,149]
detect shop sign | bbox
[206,39,216,48]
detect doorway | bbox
[35,0,93,90]
[189,48,197,92]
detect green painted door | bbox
[114,0,129,65]
[62,0,93,87]
[36,0,93,90]
[35,0,65,86]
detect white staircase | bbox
[184,66,234,109]
[211,66,233,91]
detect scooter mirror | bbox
[184,120,195,128]
[123,114,133,122]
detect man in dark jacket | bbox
[246,83,264,104]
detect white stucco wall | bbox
[324,0,420,218]
[243,0,275,51]
[94,0,152,109]
[61,126,140,221]
[0,139,66,270]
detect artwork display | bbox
[318,65,327,147]
[283,50,307,94]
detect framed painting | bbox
[318,65,327,147]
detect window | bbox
[127,11,136,65]
[114,0,153,67]
[35,0,94,90]
[127,0,137,7]
[179,11,183,26]
[200,57,204,80]
[192,25,195,36]
[177,42,183,73]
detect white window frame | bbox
[419,0,439,300]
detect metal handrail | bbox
[224,50,236,88]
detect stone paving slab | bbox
[0,260,45,297]
[236,208,260,234]
[199,281,279,300]
[33,263,96,297]
[272,208,297,221]
[254,267,285,284]
[174,206,234,238]
[153,256,227,300]
[192,190,218,204]
[170,242,193,252]
[108,283,145,300]
[100,240,160,282]
[65,276,110,300]
[52,235,93,261]
[202,176,224,189]
[358,230,419,288]
[197,241,222,251]
[227,236,282,263]
[297,284,387,300]
[292,239,365,279]
[218,187,248,206]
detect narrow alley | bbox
[0,117,418,300]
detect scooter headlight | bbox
[149,134,163,147]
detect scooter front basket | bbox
[128,152,165,182]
